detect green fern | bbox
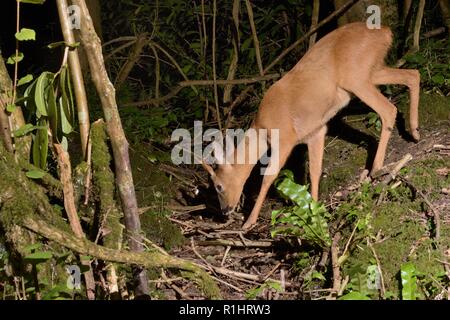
[271,170,331,248]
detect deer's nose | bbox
[221,206,233,215]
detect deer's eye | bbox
[216,184,224,193]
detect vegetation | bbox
[0,0,449,301]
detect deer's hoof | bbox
[412,129,420,142]
[242,219,257,231]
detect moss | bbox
[91,120,123,249]
[140,212,185,250]
[340,155,449,299]
[406,156,450,196]
[180,269,222,300]
[320,139,367,195]
[410,92,450,127]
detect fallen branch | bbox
[381,153,413,184]
[21,216,221,299]
[330,233,341,297]
[197,239,273,248]
[121,74,281,108]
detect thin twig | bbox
[121,74,280,108]
[367,238,386,297]
[245,0,264,76]
[161,270,191,299]
[212,0,222,131]
[331,233,342,297]
[309,0,320,48]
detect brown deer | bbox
[202,22,420,230]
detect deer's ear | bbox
[201,161,216,177]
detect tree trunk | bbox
[0,54,31,160]
[71,0,149,298]
[440,0,450,31]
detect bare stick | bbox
[331,233,342,296]
[413,0,426,51]
[197,239,273,248]
[149,44,160,107]
[114,33,148,91]
[54,144,96,300]
[309,0,320,48]
[57,0,90,158]
[381,153,413,184]
[161,269,191,300]
[245,0,264,76]
[212,0,222,131]
[121,74,280,108]
[223,0,241,103]
[367,238,386,297]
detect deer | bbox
[201,22,420,230]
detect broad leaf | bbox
[6,104,16,113]
[401,262,417,300]
[338,291,371,300]
[34,72,54,117]
[24,251,52,264]
[46,80,60,141]
[7,52,24,64]
[15,28,36,41]
[17,74,34,86]
[32,119,49,169]
[26,169,46,179]
[14,124,40,137]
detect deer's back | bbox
[255,23,393,141]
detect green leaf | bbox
[14,124,45,137]
[431,74,445,85]
[24,243,42,253]
[32,119,49,169]
[34,72,55,117]
[271,172,331,247]
[59,97,73,135]
[15,28,36,41]
[401,262,417,300]
[7,52,24,64]
[24,251,52,264]
[26,169,46,179]
[17,74,34,86]
[59,66,75,129]
[19,0,46,3]
[46,80,59,141]
[6,104,16,113]
[338,291,371,300]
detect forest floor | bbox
[130,91,450,300]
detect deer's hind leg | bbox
[351,84,397,174]
[372,67,420,141]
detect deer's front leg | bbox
[242,142,294,230]
[306,126,327,200]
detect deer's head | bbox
[202,162,247,215]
